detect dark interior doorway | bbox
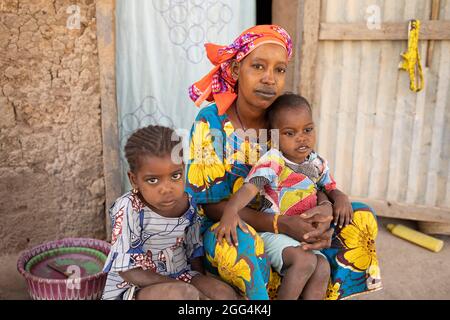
[256,0,272,25]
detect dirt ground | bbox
[2,217,449,300]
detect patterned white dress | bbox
[101,191,203,300]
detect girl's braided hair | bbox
[124,125,182,172]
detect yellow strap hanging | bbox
[399,19,424,92]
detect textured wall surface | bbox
[0,0,106,298]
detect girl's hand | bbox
[214,207,249,247]
[332,192,353,228]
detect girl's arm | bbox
[204,192,334,250]
[224,183,260,217]
[204,201,275,231]
[214,183,260,246]
[119,268,177,288]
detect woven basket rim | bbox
[17,237,111,285]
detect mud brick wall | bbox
[0,0,106,298]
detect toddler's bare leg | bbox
[277,246,317,300]
[136,281,200,300]
[191,274,241,300]
[301,255,330,300]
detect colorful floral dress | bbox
[185,103,382,300]
[102,192,203,300]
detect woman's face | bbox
[234,43,288,110]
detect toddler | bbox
[216,94,353,300]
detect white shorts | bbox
[259,232,326,275]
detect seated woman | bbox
[185,25,382,300]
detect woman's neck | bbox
[231,98,267,131]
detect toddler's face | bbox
[128,155,186,216]
[273,106,316,163]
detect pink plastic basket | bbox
[17,238,111,300]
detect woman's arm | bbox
[203,199,333,249]
[119,268,177,288]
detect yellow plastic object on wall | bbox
[399,19,424,92]
[387,224,444,252]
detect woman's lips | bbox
[255,89,276,99]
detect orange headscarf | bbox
[189,25,293,115]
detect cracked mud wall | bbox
[0,0,106,298]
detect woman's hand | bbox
[214,206,249,247]
[300,207,334,250]
[278,206,334,250]
[278,209,331,240]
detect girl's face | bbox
[128,154,187,217]
[233,43,288,110]
[274,106,316,163]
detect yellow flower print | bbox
[240,224,264,257]
[223,121,234,137]
[339,210,378,271]
[230,140,260,166]
[206,240,251,294]
[254,232,265,257]
[196,205,205,218]
[367,264,382,290]
[267,270,282,300]
[210,222,219,232]
[188,121,225,188]
[223,154,232,172]
[325,282,341,300]
[246,224,257,237]
[232,177,244,193]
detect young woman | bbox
[185,25,382,300]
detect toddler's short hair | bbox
[266,93,312,128]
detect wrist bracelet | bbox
[318,200,333,206]
[273,214,280,234]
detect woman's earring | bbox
[132,188,138,194]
